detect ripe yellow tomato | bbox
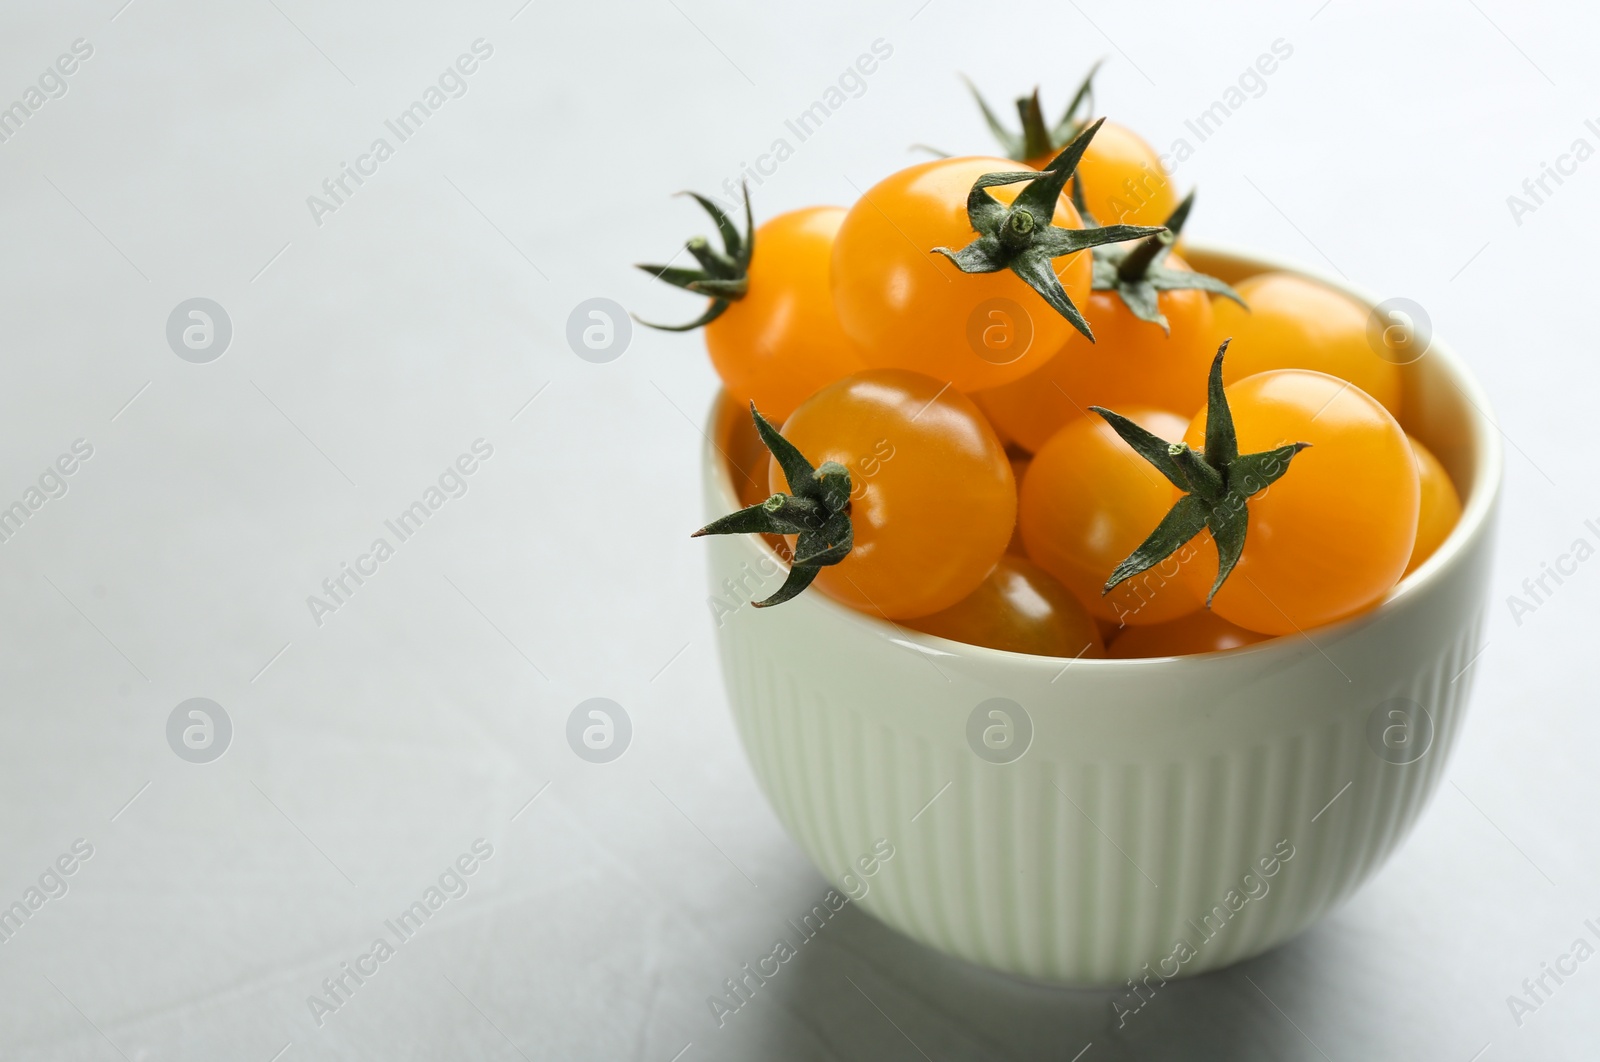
[1107,610,1267,658]
[703,206,864,420]
[1030,121,1176,229]
[1019,408,1206,627]
[774,369,1015,619]
[1178,370,1419,635]
[1406,436,1461,575]
[831,157,1093,392]
[975,251,1218,452]
[1211,273,1402,418]
[909,556,1104,657]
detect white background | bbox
[0,0,1595,1059]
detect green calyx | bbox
[931,118,1166,341]
[1090,340,1310,604]
[964,60,1103,162]
[1087,190,1247,334]
[692,403,853,608]
[634,184,754,331]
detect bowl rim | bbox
[705,240,1504,669]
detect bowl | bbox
[698,244,1501,985]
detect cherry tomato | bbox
[774,369,1014,619]
[1406,436,1461,576]
[1029,121,1176,230]
[1019,407,1206,626]
[701,207,864,420]
[1106,610,1267,658]
[831,157,1093,392]
[975,251,1218,452]
[1177,369,1419,635]
[909,556,1104,657]
[1210,273,1402,418]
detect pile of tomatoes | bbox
[648,71,1462,659]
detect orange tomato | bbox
[702,206,864,420]
[1030,121,1176,229]
[975,251,1218,451]
[1107,610,1267,658]
[1177,370,1419,635]
[1406,436,1461,575]
[1019,408,1206,627]
[831,157,1093,392]
[909,556,1104,657]
[774,369,1014,619]
[1211,272,1402,418]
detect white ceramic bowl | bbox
[700,245,1501,986]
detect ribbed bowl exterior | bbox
[700,247,1501,985]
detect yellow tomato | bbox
[704,207,865,420]
[909,556,1104,657]
[975,251,1219,452]
[1178,370,1418,635]
[1211,272,1402,418]
[1406,436,1462,575]
[1107,610,1267,658]
[831,157,1093,392]
[775,369,1015,619]
[1019,408,1206,627]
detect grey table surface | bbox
[0,0,1595,1059]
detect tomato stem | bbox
[1090,191,1246,334]
[1090,342,1310,604]
[957,62,1104,163]
[1016,91,1055,162]
[1114,229,1173,284]
[930,120,1166,339]
[1169,443,1224,501]
[635,184,755,332]
[1000,209,1037,253]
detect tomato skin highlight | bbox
[831,157,1093,393]
[909,557,1104,657]
[1211,272,1403,418]
[1405,436,1461,576]
[1107,610,1267,658]
[1019,408,1206,627]
[773,369,1015,620]
[1178,369,1420,636]
[975,252,1218,452]
[704,206,864,421]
